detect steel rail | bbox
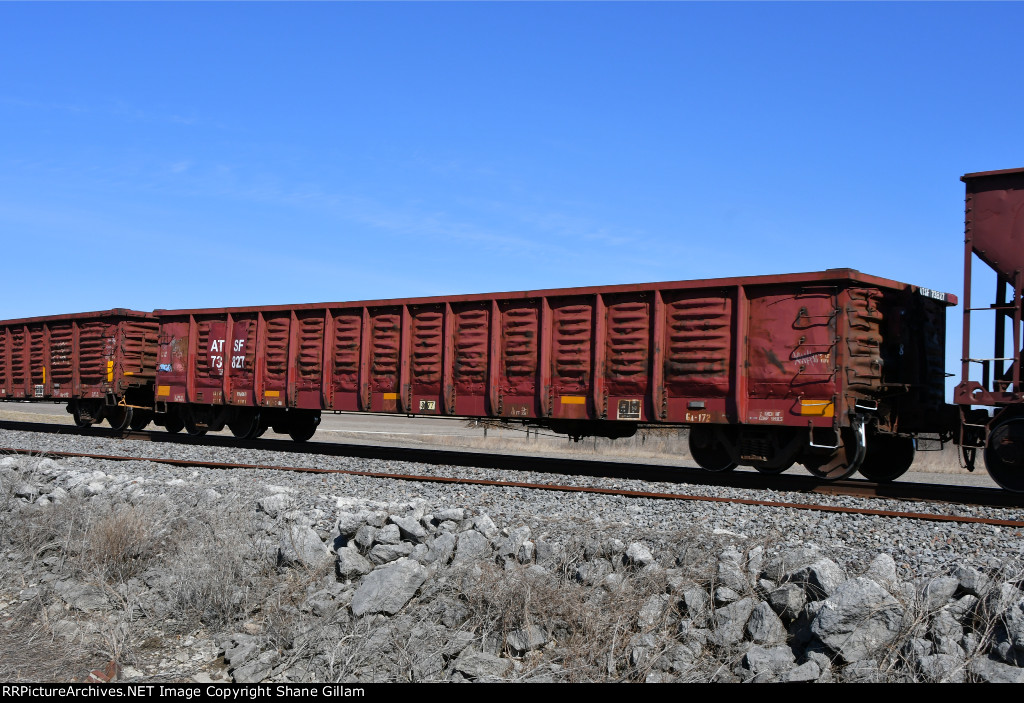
[4,445,1023,529]
[2,418,1024,509]
[3,418,1024,505]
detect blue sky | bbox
[2,2,1022,393]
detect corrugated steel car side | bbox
[0,309,157,402]
[0,309,159,429]
[153,269,953,444]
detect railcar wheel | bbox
[129,412,153,431]
[688,429,737,472]
[857,434,915,483]
[229,412,263,440]
[163,415,184,434]
[984,418,1024,492]
[71,402,94,427]
[288,426,317,442]
[803,421,866,480]
[288,413,321,443]
[106,406,133,432]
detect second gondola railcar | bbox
[0,309,158,429]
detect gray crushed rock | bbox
[0,427,1022,682]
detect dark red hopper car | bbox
[151,268,954,482]
[957,167,1024,491]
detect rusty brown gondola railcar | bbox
[0,309,158,430]
[151,270,954,482]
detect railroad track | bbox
[3,443,1024,530]
[3,418,1024,526]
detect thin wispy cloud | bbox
[0,96,90,114]
[1,94,200,127]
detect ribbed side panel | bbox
[411,308,443,388]
[78,322,108,387]
[0,330,8,392]
[264,316,290,383]
[500,303,538,392]
[551,301,591,393]
[121,320,158,379]
[49,324,74,386]
[188,319,229,391]
[453,304,488,391]
[663,295,732,396]
[29,326,45,386]
[196,321,216,378]
[846,288,883,392]
[370,309,401,390]
[296,314,324,383]
[10,328,26,393]
[333,313,362,392]
[605,297,650,395]
[231,317,257,376]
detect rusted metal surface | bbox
[3,441,1021,528]
[149,269,954,436]
[0,310,156,403]
[957,167,1024,408]
[962,168,1024,293]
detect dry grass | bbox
[434,543,702,682]
[0,476,288,681]
[860,562,1024,682]
[0,599,97,681]
[83,507,158,582]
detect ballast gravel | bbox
[1,428,1021,580]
